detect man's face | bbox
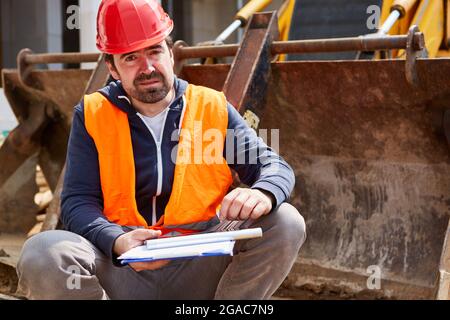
[107,40,175,104]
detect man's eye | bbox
[125,55,136,62]
[148,50,163,57]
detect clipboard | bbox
[118,228,262,265]
[118,239,236,265]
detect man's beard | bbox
[129,71,171,104]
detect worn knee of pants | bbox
[214,202,306,299]
[16,230,110,300]
[15,230,147,300]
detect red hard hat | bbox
[96,0,174,54]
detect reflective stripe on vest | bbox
[84,84,233,233]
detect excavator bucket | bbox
[0,66,92,233]
[180,54,450,300]
[175,13,450,299]
[0,52,108,296]
[0,9,449,300]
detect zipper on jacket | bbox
[137,109,170,225]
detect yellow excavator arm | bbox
[214,0,294,61]
[216,0,449,59]
[380,0,448,58]
[216,0,294,45]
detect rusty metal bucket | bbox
[0,49,108,234]
[0,68,92,232]
[179,58,450,299]
[171,13,450,299]
[0,12,449,299]
[176,13,450,299]
[0,52,107,296]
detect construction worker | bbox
[16,0,306,300]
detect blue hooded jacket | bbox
[61,77,296,259]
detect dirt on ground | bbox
[0,262,18,296]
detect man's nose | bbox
[140,57,155,73]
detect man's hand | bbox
[113,229,170,272]
[220,188,274,221]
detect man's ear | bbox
[170,49,174,67]
[105,59,120,80]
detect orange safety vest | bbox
[84,84,233,234]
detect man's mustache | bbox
[134,72,164,84]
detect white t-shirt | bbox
[139,107,169,143]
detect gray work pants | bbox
[16,203,306,300]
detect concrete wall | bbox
[1,0,62,68]
[79,0,101,69]
[1,0,48,68]
[189,0,285,45]
[0,0,64,133]
[46,0,63,68]
[191,0,237,45]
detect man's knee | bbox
[17,230,94,294]
[271,202,307,249]
[19,231,61,277]
[20,230,79,263]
